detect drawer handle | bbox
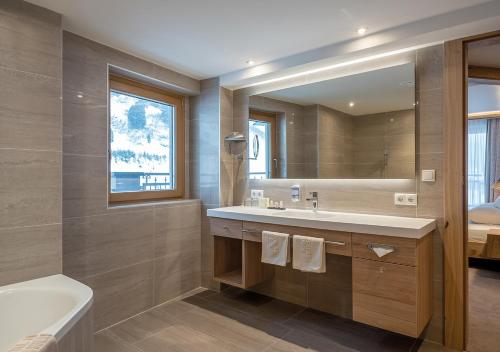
[367,243,396,258]
[242,229,261,235]
[326,241,345,246]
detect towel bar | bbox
[242,229,345,246]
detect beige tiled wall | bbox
[62,32,202,331]
[352,109,415,179]
[230,45,445,343]
[190,78,221,289]
[0,1,62,286]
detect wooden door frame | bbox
[443,29,500,351]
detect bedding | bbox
[469,203,500,225]
[468,223,500,243]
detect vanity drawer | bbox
[352,233,417,266]
[242,221,351,256]
[210,218,242,239]
[353,257,418,336]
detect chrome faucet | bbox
[306,192,319,210]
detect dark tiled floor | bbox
[468,267,500,352]
[96,288,450,352]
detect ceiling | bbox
[28,0,492,79]
[261,63,415,116]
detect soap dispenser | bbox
[290,185,301,202]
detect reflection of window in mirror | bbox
[248,111,277,179]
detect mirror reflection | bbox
[248,62,416,179]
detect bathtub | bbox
[0,275,93,351]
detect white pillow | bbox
[469,203,500,225]
[494,197,500,209]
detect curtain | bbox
[486,118,500,202]
[468,119,488,208]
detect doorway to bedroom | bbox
[466,36,500,352]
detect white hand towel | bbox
[371,246,394,258]
[292,235,326,273]
[261,231,290,266]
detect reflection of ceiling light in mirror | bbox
[349,102,355,107]
[245,44,427,88]
[357,27,367,35]
[246,59,255,65]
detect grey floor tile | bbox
[108,311,174,345]
[94,331,142,352]
[97,289,438,352]
[198,287,305,323]
[283,308,416,352]
[136,324,241,352]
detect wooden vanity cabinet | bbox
[352,233,433,337]
[210,216,433,338]
[211,218,272,288]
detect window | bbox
[248,111,277,179]
[108,74,184,203]
[467,119,487,208]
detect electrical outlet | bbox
[406,193,418,206]
[394,193,418,206]
[394,193,406,205]
[250,189,264,199]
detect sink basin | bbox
[271,209,335,220]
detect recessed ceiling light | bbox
[246,59,255,65]
[357,27,367,35]
[349,102,355,107]
[76,93,84,99]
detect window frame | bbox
[249,110,278,178]
[108,74,185,203]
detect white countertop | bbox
[207,206,436,239]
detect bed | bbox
[468,223,500,259]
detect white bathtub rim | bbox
[0,274,93,341]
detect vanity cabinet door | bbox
[353,257,418,337]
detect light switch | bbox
[422,169,436,182]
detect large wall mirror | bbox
[248,62,416,179]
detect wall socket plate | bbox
[394,193,418,206]
[250,189,264,199]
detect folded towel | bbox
[371,246,394,258]
[292,235,326,273]
[261,231,290,266]
[8,335,58,352]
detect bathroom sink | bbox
[271,209,335,220]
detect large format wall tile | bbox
[154,202,201,258]
[0,67,61,151]
[63,210,155,279]
[154,249,201,304]
[0,149,61,228]
[0,0,62,287]
[0,1,61,78]
[82,261,155,331]
[63,89,107,156]
[0,224,61,286]
[62,154,108,218]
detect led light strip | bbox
[245,43,438,88]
